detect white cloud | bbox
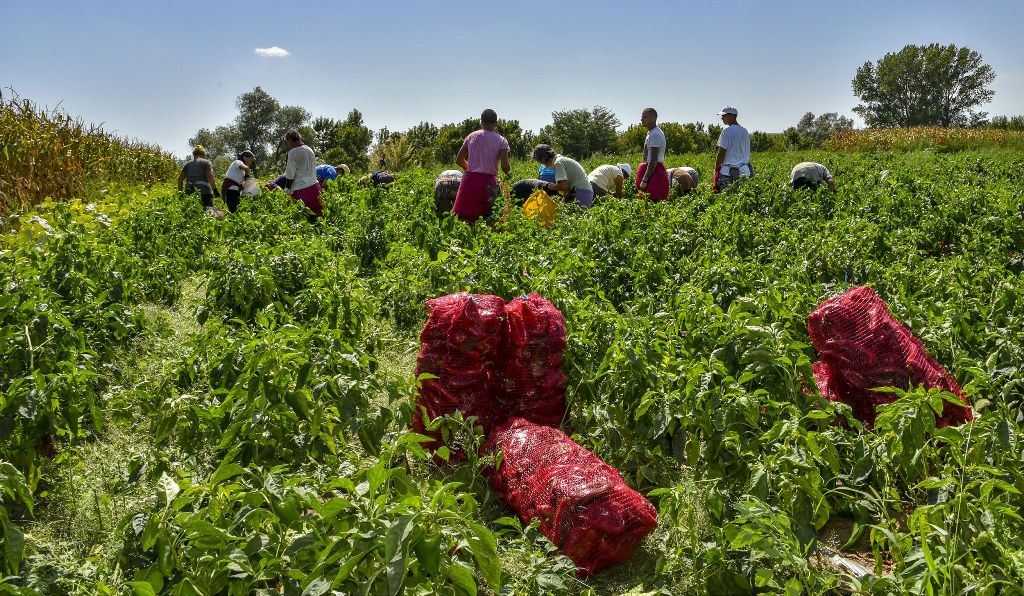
[254,47,289,58]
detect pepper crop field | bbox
[2,150,1024,595]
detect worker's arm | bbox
[499,149,511,177]
[546,179,569,194]
[176,170,185,192]
[715,147,726,172]
[827,178,836,193]
[613,175,623,198]
[641,144,661,190]
[456,144,470,170]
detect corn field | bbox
[827,126,1024,152]
[0,92,178,214]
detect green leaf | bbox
[466,523,501,590]
[302,577,331,596]
[210,462,246,486]
[446,561,478,596]
[385,514,416,596]
[128,582,157,596]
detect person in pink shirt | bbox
[452,109,511,222]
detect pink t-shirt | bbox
[461,129,509,176]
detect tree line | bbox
[189,43,1019,173]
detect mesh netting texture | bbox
[484,418,658,576]
[412,293,568,440]
[808,286,973,427]
[413,293,507,442]
[499,294,568,427]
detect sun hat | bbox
[337,164,350,176]
[617,163,632,178]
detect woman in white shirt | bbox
[221,150,255,212]
[531,144,594,208]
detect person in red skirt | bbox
[283,129,324,217]
[636,107,669,201]
[452,109,511,222]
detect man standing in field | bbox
[636,108,669,201]
[452,109,511,222]
[790,161,836,192]
[284,130,323,217]
[713,106,752,192]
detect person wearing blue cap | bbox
[316,163,350,185]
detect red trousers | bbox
[635,162,669,201]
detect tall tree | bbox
[233,87,280,162]
[540,106,620,159]
[789,112,854,148]
[320,109,373,171]
[852,44,995,128]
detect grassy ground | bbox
[22,278,207,594]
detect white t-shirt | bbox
[645,126,666,163]
[587,164,623,192]
[790,162,832,184]
[553,155,592,191]
[717,124,751,176]
[225,160,247,185]
[285,144,318,192]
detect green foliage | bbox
[4,150,1024,594]
[783,112,855,149]
[540,106,620,159]
[853,43,996,128]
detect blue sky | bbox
[2,0,1022,157]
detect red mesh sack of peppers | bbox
[808,286,973,427]
[483,418,658,576]
[412,293,568,442]
[412,292,506,444]
[499,294,568,427]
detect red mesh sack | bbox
[808,286,973,427]
[484,418,658,576]
[500,294,568,427]
[413,293,506,443]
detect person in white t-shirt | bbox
[790,162,836,192]
[636,107,670,201]
[283,129,323,217]
[713,106,753,192]
[588,163,631,199]
[221,150,255,213]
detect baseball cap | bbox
[617,163,632,178]
[192,144,206,154]
[717,106,738,116]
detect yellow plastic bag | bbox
[522,189,558,228]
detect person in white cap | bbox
[588,163,632,199]
[713,106,753,192]
[666,166,699,195]
[790,162,835,192]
